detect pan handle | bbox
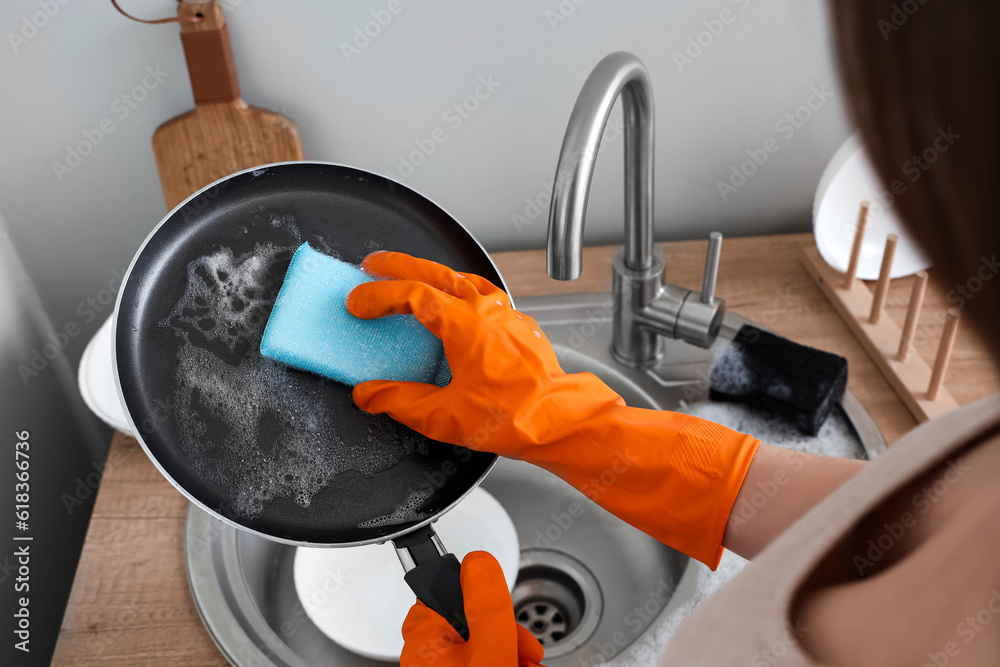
[393,524,470,641]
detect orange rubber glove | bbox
[347,252,762,569]
[401,551,544,667]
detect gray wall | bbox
[0,0,850,369]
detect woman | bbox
[346,0,1000,663]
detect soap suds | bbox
[613,550,749,667]
[604,400,864,666]
[766,383,792,400]
[679,401,862,459]
[706,344,751,395]
[357,487,433,528]
[160,223,428,519]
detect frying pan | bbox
[113,161,507,639]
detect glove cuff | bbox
[531,403,761,570]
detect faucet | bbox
[547,51,725,367]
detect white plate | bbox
[77,314,132,434]
[293,487,520,662]
[813,133,931,279]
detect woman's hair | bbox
[829,0,999,351]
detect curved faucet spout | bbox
[546,52,654,281]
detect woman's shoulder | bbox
[794,418,1000,664]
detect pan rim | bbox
[112,160,504,548]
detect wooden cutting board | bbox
[152,0,303,209]
[49,4,304,664]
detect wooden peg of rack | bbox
[869,234,898,324]
[843,201,870,289]
[927,309,960,401]
[801,228,959,423]
[897,270,928,361]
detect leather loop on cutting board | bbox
[181,25,241,105]
[110,0,202,25]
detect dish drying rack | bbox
[802,201,959,423]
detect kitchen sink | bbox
[185,292,885,666]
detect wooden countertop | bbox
[52,233,1000,666]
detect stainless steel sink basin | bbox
[185,293,885,666]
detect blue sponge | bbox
[260,243,449,387]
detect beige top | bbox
[661,394,1000,665]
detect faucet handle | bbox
[700,232,722,305]
[667,231,725,349]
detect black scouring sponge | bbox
[709,325,848,436]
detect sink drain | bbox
[517,600,569,645]
[512,550,602,658]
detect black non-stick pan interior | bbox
[116,163,499,544]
